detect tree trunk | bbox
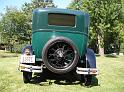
[98,34,104,56]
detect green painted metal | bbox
[32,8,89,60]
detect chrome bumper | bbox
[76,67,99,75]
[18,64,43,73]
[18,64,98,74]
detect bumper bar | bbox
[18,64,98,74]
[76,67,98,75]
[18,64,43,73]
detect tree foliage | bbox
[0,8,31,52]
[1,8,30,43]
[22,0,56,21]
[0,0,56,52]
[68,0,124,55]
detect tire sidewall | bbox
[23,72,32,83]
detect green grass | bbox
[0,50,124,92]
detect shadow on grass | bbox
[105,54,118,58]
[0,55,18,58]
[96,54,118,58]
[30,69,99,87]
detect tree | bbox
[0,0,56,52]
[0,22,3,43]
[22,0,56,22]
[0,8,30,52]
[68,0,123,56]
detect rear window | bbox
[48,13,75,27]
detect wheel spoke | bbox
[62,44,66,50]
[47,41,75,69]
[48,53,56,56]
[51,48,56,52]
[64,49,73,54]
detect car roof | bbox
[33,8,86,16]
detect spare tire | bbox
[42,37,79,74]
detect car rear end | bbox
[18,8,98,85]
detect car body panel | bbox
[32,31,88,58]
[32,8,89,60]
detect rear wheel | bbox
[42,37,79,74]
[84,75,92,86]
[23,72,32,83]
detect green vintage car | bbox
[19,8,98,86]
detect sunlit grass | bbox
[0,50,124,92]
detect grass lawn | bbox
[0,50,124,92]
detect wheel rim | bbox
[47,41,75,69]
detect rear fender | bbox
[85,48,96,68]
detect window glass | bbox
[48,13,75,27]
